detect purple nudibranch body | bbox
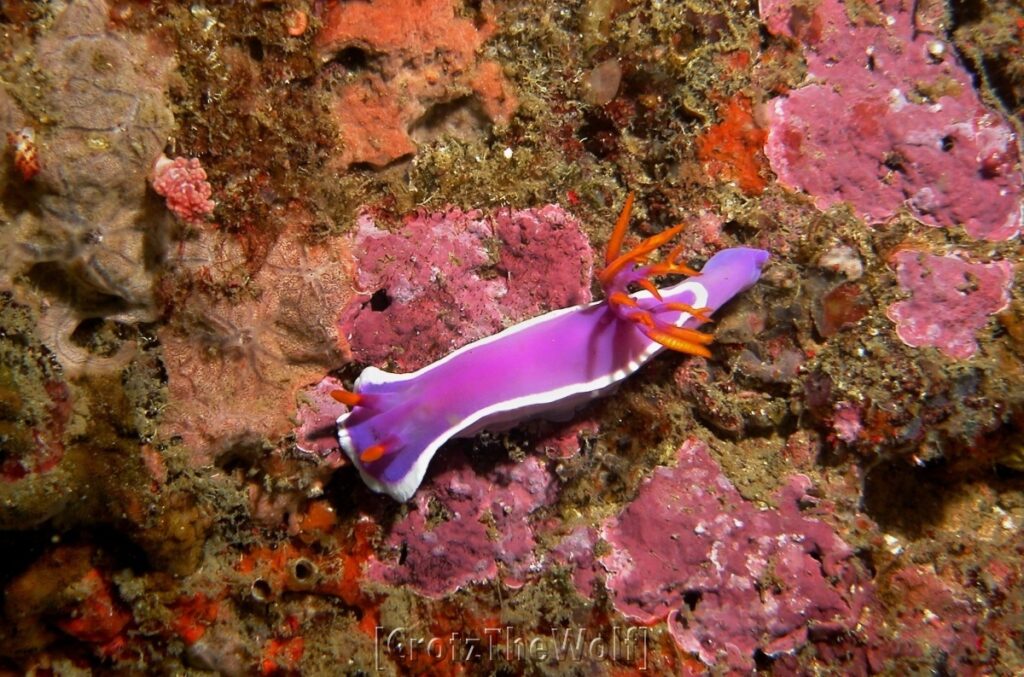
[338,245,769,501]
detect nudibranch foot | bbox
[336,197,769,501]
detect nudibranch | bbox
[335,196,769,501]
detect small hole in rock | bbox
[578,111,619,160]
[753,648,775,669]
[883,151,906,173]
[332,46,370,71]
[291,558,317,581]
[251,578,273,602]
[369,289,391,312]
[246,37,264,62]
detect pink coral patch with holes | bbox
[886,251,1013,360]
[762,0,1024,241]
[598,438,872,672]
[340,205,593,372]
[367,450,556,597]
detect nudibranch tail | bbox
[335,199,769,502]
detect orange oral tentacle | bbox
[629,311,656,329]
[330,389,363,407]
[626,224,687,261]
[599,250,635,286]
[664,244,685,265]
[609,291,638,308]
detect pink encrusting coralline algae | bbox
[367,450,557,597]
[339,204,594,372]
[597,439,873,672]
[761,0,1024,241]
[295,375,350,464]
[886,251,1014,359]
[151,155,215,224]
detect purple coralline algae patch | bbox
[761,0,1024,240]
[535,418,600,460]
[832,401,865,444]
[886,565,983,666]
[294,376,349,464]
[598,438,872,671]
[340,205,593,371]
[368,451,556,597]
[886,250,1014,359]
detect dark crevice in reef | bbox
[410,96,492,146]
[0,529,52,586]
[861,459,952,539]
[948,0,1024,118]
[328,45,372,73]
[368,288,391,312]
[0,525,153,587]
[578,109,620,160]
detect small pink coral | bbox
[832,402,863,443]
[886,251,1014,359]
[151,155,215,224]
